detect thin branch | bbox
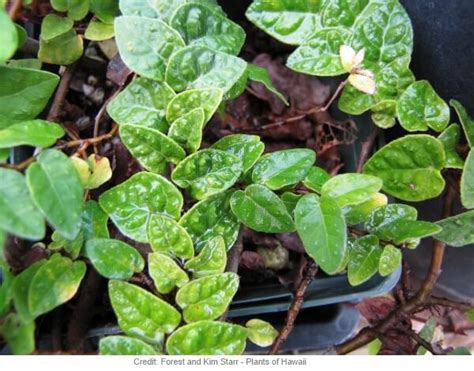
[429,297,473,312]
[402,328,441,355]
[320,79,348,112]
[8,0,22,21]
[93,87,120,153]
[356,126,379,172]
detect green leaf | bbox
[372,101,397,129]
[99,336,158,355]
[417,318,437,355]
[114,16,185,81]
[168,108,205,153]
[166,88,223,124]
[70,154,112,190]
[29,254,86,317]
[397,81,450,132]
[41,14,73,41]
[0,168,45,240]
[449,347,471,356]
[280,192,302,215]
[166,321,247,355]
[179,191,240,251]
[0,314,35,355]
[321,173,383,207]
[303,166,330,193]
[343,193,388,226]
[378,245,402,277]
[363,135,445,202]
[230,184,295,233]
[85,238,144,280]
[52,0,89,20]
[99,172,182,243]
[366,203,416,231]
[467,309,474,322]
[435,211,474,247]
[148,252,189,294]
[49,230,83,259]
[348,235,382,286]
[0,9,18,62]
[176,272,239,322]
[245,319,278,347]
[184,236,226,278]
[368,338,382,355]
[118,0,157,18]
[438,124,465,169]
[82,200,109,240]
[461,149,474,209]
[0,148,9,162]
[451,99,474,148]
[166,45,247,94]
[120,124,185,174]
[85,20,114,41]
[0,66,59,121]
[108,280,181,345]
[247,64,288,105]
[172,149,243,200]
[107,78,176,133]
[294,194,347,274]
[252,148,316,190]
[170,3,245,55]
[26,149,83,240]
[90,0,119,24]
[245,0,324,45]
[147,214,194,260]
[0,120,64,148]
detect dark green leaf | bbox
[303,166,330,193]
[184,236,226,278]
[451,99,474,148]
[82,200,109,240]
[99,336,158,355]
[378,245,402,277]
[348,235,382,286]
[166,88,223,124]
[438,124,464,169]
[461,149,474,209]
[168,108,205,153]
[0,120,64,148]
[435,211,474,247]
[90,0,119,24]
[148,252,189,294]
[280,192,302,215]
[247,64,288,105]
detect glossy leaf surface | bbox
[436,211,474,247]
[166,88,223,123]
[247,64,288,105]
[438,124,464,169]
[99,336,158,355]
[148,252,189,294]
[348,235,382,286]
[461,149,474,209]
[343,193,388,226]
[245,319,278,347]
[378,245,402,277]
[82,200,109,240]
[184,236,226,278]
[168,108,205,153]
[0,119,64,148]
[451,99,474,148]
[303,166,330,193]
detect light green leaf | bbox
[294,194,347,274]
[114,16,185,81]
[179,191,240,251]
[435,211,474,247]
[147,214,194,260]
[363,135,445,202]
[378,245,402,277]
[53,0,89,20]
[303,166,330,193]
[372,101,397,129]
[438,124,464,169]
[70,154,112,190]
[148,252,189,294]
[166,88,223,124]
[280,192,302,215]
[166,321,247,355]
[247,64,288,105]
[252,148,316,190]
[26,149,83,240]
[176,272,239,322]
[41,14,73,41]
[451,99,474,148]
[184,236,226,278]
[0,148,9,162]
[321,173,383,207]
[118,0,157,18]
[0,168,45,240]
[368,338,382,355]
[168,108,205,153]
[348,235,382,286]
[166,45,247,94]
[0,120,64,148]
[48,230,83,259]
[461,149,474,209]
[0,9,18,62]
[417,318,437,355]
[0,66,59,121]
[82,200,109,240]
[29,254,86,317]
[120,124,185,174]
[108,280,181,345]
[343,193,388,226]
[230,184,295,233]
[0,314,35,355]
[170,3,245,55]
[99,336,158,355]
[172,149,243,200]
[85,238,144,280]
[107,78,176,133]
[245,319,278,347]
[99,172,183,243]
[397,81,450,132]
[85,20,114,41]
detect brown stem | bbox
[320,79,348,112]
[429,297,474,312]
[356,126,379,173]
[0,156,36,171]
[8,0,22,21]
[269,260,318,355]
[403,328,441,355]
[93,87,120,153]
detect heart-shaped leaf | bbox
[184,236,226,278]
[397,81,450,132]
[172,149,243,200]
[0,9,18,62]
[99,336,158,355]
[294,194,347,274]
[348,235,383,286]
[166,45,247,93]
[321,173,383,207]
[176,272,239,322]
[245,319,278,347]
[70,154,112,190]
[436,211,474,247]
[166,321,247,355]
[179,191,240,251]
[247,64,288,105]
[26,149,84,240]
[108,280,181,344]
[0,169,45,240]
[303,166,330,193]
[99,172,183,243]
[0,120,64,149]
[120,124,186,174]
[166,88,223,124]
[40,14,73,40]
[148,252,189,294]
[252,148,316,190]
[438,124,465,169]
[170,3,245,55]
[85,20,115,41]
[230,184,295,233]
[211,134,265,174]
[378,245,402,277]
[343,193,388,226]
[51,0,89,20]
[363,135,445,202]
[107,78,175,132]
[168,108,205,153]
[451,99,474,148]
[114,16,185,80]
[461,149,474,209]
[85,239,144,280]
[147,214,194,260]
